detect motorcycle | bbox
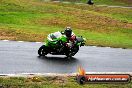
[38,35,85,57]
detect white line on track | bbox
[18,41,24,42]
[35,42,42,44]
[106,47,111,48]
[1,40,42,44]
[0,72,132,77]
[92,46,97,47]
[0,40,126,49]
[2,40,9,42]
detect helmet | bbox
[65,27,72,37]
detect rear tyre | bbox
[38,45,48,56]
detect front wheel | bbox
[65,51,73,58]
[72,46,79,56]
[65,46,79,57]
[38,45,48,56]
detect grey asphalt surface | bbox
[58,1,132,9]
[0,40,132,74]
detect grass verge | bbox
[0,76,132,88]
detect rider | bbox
[63,27,76,43]
[47,27,76,47]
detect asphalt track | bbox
[0,40,132,74]
[56,1,132,9]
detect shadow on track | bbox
[37,56,80,73]
[37,56,79,65]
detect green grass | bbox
[0,0,132,48]
[0,76,132,88]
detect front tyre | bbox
[72,46,79,56]
[65,46,79,57]
[38,45,48,56]
[66,51,73,58]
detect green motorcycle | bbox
[38,35,85,57]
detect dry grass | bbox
[36,12,132,33]
[30,2,132,33]
[0,29,47,42]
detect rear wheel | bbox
[38,45,48,56]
